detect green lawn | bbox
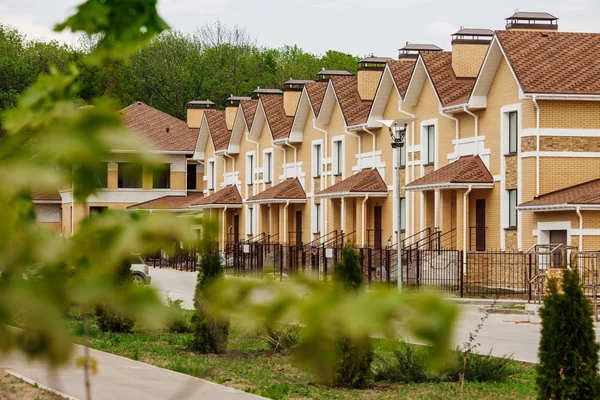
[67,315,537,400]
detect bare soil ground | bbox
[0,369,64,400]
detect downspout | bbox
[532,95,540,197]
[283,200,290,245]
[223,153,235,177]
[361,194,370,247]
[246,135,260,195]
[272,142,286,178]
[345,128,362,169]
[222,206,228,251]
[576,206,583,252]
[463,106,479,155]
[398,104,415,236]
[284,142,298,179]
[363,127,377,168]
[463,185,472,273]
[313,121,330,236]
[439,109,459,161]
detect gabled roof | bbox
[240,100,258,128]
[289,82,328,142]
[127,192,205,210]
[496,30,600,95]
[388,60,417,98]
[368,60,416,126]
[519,178,600,210]
[191,185,242,208]
[246,178,306,204]
[32,188,61,203]
[261,95,294,140]
[405,155,493,190]
[318,76,373,127]
[315,169,388,198]
[119,102,198,153]
[305,81,328,115]
[228,100,257,153]
[205,110,231,152]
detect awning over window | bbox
[246,178,306,204]
[127,192,205,211]
[315,168,388,198]
[405,155,493,191]
[190,185,242,208]
[519,178,600,211]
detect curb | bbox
[3,370,78,400]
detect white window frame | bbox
[312,141,322,178]
[312,203,321,234]
[207,159,216,190]
[508,189,517,228]
[501,105,521,155]
[420,119,437,167]
[507,111,518,155]
[332,137,344,176]
[246,152,255,185]
[246,207,254,235]
[263,150,273,183]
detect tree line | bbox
[0,21,362,121]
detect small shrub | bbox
[446,350,517,383]
[264,324,300,352]
[190,311,229,354]
[536,269,600,399]
[95,306,134,333]
[374,343,429,383]
[166,297,191,333]
[259,383,294,400]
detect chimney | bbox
[186,100,215,129]
[451,28,494,78]
[225,96,250,130]
[316,69,353,82]
[357,57,391,101]
[505,11,558,31]
[282,79,313,116]
[398,43,442,60]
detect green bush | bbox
[446,350,518,383]
[265,324,300,352]
[536,269,600,399]
[166,297,191,334]
[374,343,429,383]
[96,260,134,333]
[333,242,363,292]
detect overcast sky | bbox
[2,0,598,57]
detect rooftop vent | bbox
[398,43,442,59]
[505,11,558,31]
[283,79,314,91]
[187,100,216,109]
[226,95,251,107]
[451,28,494,45]
[252,88,284,98]
[316,69,353,81]
[358,57,392,70]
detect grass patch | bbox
[496,304,527,310]
[64,313,537,399]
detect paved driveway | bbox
[149,267,600,364]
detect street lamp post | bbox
[389,122,407,292]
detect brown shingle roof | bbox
[496,30,600,95]
[261,95,293,140]
[32,188,61,202]
[388,60,416,97]
[520,178,600,208]
[246,178,306,203]
[330,76,373,126]
[240,99,258,129]
[305,81,327,115]
[421,52,476,106]
[191,185,242,207]
[120,102,198,152]
[316,169,388,197]
[406,155,493,188]
[127,192,205,210]
[205,110,231,151]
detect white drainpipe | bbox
[362,194,370,247]
[312,122,330,236]
[363,127,377,168]
[284,142,298,180]
[345,128,362,169]
[272,142,286,178]
[398,104,415,238]
[283,200,290,245]
[439,109,459,161]
[246,135,260,195]
[222,206,228,251]
[576,206,583,252]
[463,185,472,273]
[463,106,479,155]
[531,95,540,197]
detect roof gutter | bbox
[405,182,494,191]
[525,93,600,101]
[315,191,388,199]
[518,204,600,212]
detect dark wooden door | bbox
[295,211,303,248]
[233,214,239,243]
[374,206,382,250]
[475,199,486,251]
[550,230,568,268]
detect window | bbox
[118,163,142,188]
[508,189,518,228]
[264,152,272,183]
[246,154,254,185]
[187,164,197,190]
[93,162,108,188]
[246,207,254,235]
[313,203,321,234]
[333,140,343,176]
[152,164,170,189]
[400,197,406,231]
[508,111,518,154]
[426,125,435,164]
[207,160,215,190]
[313,143,322,178]
[89,206,108,216]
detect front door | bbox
[295,211,303,249]
[233,214,239,243]
[374,206,382,250]
[475,199,486,251]
[550,230,568,268]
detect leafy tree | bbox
[191,219,229,353]
[536,269,600,399]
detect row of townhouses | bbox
[33,11,600,256]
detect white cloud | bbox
[0,5,75,44]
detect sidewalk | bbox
[1,344,265,400]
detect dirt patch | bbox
[0,370,64,400]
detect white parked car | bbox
[131,256,151,286]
